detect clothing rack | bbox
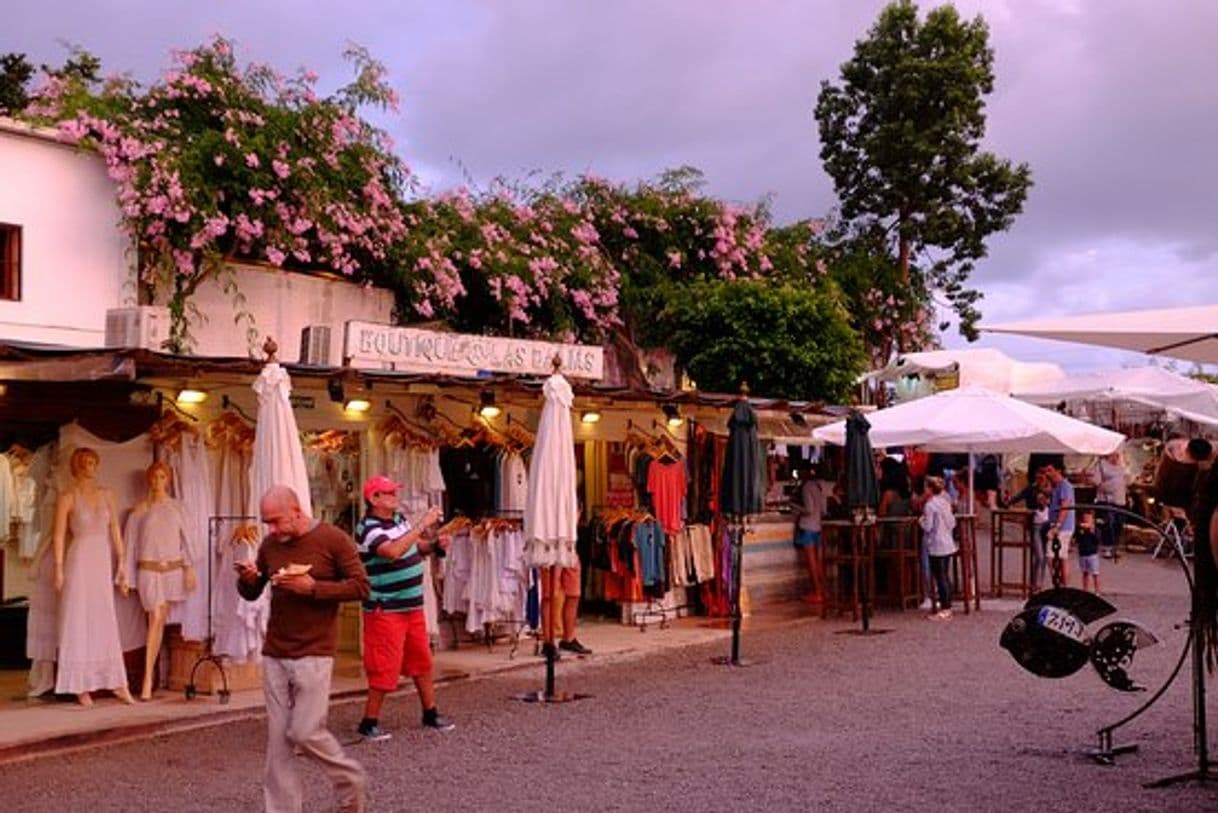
[184,514,256,704]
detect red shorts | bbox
[542,563,582,598]
[362,609,431,691]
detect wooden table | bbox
[991,508,1033,599]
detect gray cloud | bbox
[7,0,1218,367]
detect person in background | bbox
[1044,462,1076,586]
[1074,510,1102,594]
[235,485,369,813]
[1030,489,1051,592]
[919,476,957,620]
[878,457,913,518]
[1088,449,1127,560]
[354,475,454,741]
[791,465,828,605]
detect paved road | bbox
[1,582,1213,812]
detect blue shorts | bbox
[1078,553,1100,575]
[794,529,822,548]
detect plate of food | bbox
[277,563,312,577]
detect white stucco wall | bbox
[0,119,133,347]
[181,262,396,362]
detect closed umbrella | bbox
[520,360,585,702]
[248,361,312,518]
[845,411,879,521]
[242,351,312,660]
[845,410,881,633]
[717,396,761,665]
[721,399,762,516]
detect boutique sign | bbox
[343,320,604,380]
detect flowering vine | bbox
[23,37,411,351]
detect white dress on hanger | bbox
[166,434,214,641]
[524,373,579,568]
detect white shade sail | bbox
[985,305,1218,366]
[1014,366,1218,428]
[812,386,1125,455]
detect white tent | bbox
[864,348,1065,401]
[813,386,1125,455]
[985,304,1218,367]
[1013,366,1218,429]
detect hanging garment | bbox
[524,373,579,568]
[209,441,263,662]
[166,434,214,641]
[55,494,128,694]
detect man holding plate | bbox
[236,484,370,813]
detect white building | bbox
[0,117,393,361]
[0,118,133,347]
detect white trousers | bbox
[262,656,366,813]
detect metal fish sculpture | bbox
[1000,587,1159,692]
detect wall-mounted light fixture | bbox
[344,397,372,414]
[176,388,208,405]
[479,389,502,419]
[662,403,683,427]
[580,409,601,424]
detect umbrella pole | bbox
[517,567,591,704]
[712,517,754,666]
[731,519,743,664]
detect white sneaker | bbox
[937,609,953,620]
[918,598,933,611]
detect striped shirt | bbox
[355,512,424,613]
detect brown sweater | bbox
[236,522,370,659]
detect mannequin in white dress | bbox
[53,447,135,706]
[126,461,197,700]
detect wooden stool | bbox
[875,516,921,610]
[991,508,1033,598]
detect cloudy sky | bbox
[7,0,1217,371]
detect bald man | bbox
[236,485,370,813]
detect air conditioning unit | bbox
[299,324,332,366]
[104,306,171,350]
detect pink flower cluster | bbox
[24,35,412,323]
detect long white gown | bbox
[523,373,579,568]
[55,494,128,694]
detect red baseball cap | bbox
[362,474,402,501]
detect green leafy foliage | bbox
[814,0,1032,348]
[660,279,866,401]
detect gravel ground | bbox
[1,586,1214,812]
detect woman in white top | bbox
[919,476,957,620]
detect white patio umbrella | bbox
[813,386,1125,455]
[813,386,1125,499]
[985,304,1218,366]
[1014,366,1218,429]
[248,361,312,518]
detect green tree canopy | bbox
[0,53,35,115]
[815,0,1031,350]
[660,279,866,401]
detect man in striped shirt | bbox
[354,475,453,740]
